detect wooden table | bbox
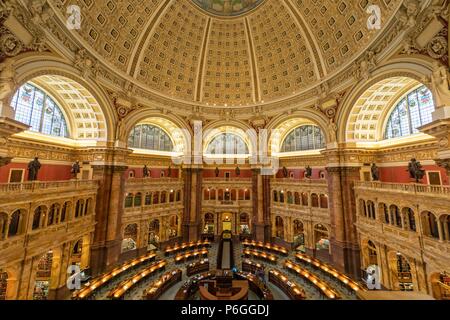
[243,249,278,264]
[284,260,340,300]
[268,269,306,300]
[242,259,265,274]
[165,240,210,256]
[243,240,289,256]
[187,259,210,277]
[107,260,167,300]
[72,253,156,300]
[295,253,363,293]
[235,272,274,300]
[175,271,216,300]
[144,269,183,300]
[175,249,209,264]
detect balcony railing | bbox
[0,180,98,194]
[203,178,252,183]
[272,178,327,184]
[354,181,450,196]
[125,177,182,186]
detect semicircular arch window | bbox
[385,85,435,139]
[11,83,69,138]
[281,125,326,152]
[205,133,249,155]
[128,124,174,152]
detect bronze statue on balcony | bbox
[143,165,150,178]
[235,166,240,176]
[305,166,312,179]
[371,163,379,181]
[215,167,220,177]
[71,161,81,179]
[408,158,425,183]
[27,157,41,181]
[168,165,172,177]
[282,166,288,178]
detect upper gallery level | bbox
[0,180,98,264]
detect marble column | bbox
[326,166,361,279]
[252,168,270,242]
[182,167,203,241]
[90,164,128,275]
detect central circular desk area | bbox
[198,270,248,301]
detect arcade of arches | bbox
[0,0,449,301]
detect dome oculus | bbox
[192,0,264,16]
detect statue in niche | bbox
[168,166,172,178]
[282,166,288,178]
[305,166,313,179]
[143,165,150,178]
[27,157,41,181]
[215,167,220,177]
[235,166,240,177]
[371,163,380,181]
[407,158,426,183]
[71,161,81,179]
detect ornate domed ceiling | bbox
[53,0,402,107]
[192,0,265,16]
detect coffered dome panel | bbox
[201,19,254,105]
[248,0,318,101]
[56,0,164,72]
[290,0,402,72]
[51,0,403,106]
[135,1,207,101]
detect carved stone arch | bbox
[123,110,192,155]
[11,53,116,143]
[266,109,330,155]
[202,119,256,156]
[337,59,435,143]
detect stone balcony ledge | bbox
[354,181,450,197]
[0,180,99,195]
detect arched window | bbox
[367,201,376,220]
[205,133,249,155]
[124,194,133,208]
[294,192,300,205]
[32,206,45,230]
[390,205,402,228]
[311,194,319,208]
[281,125,325,152]
[60,202,69,223]
[0,213,7,240]
[385,85,435,139]
[368,240,378,265]
[11,83,69,137]
[145,193,152,206]
[128,124,174,151]
[134,193,142,207]
[403,208,416,232]
[8,210,22,237]
[273,190,278,202]
[320,194,328,209]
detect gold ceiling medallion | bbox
[192,0,265,17]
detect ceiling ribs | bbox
[129,0,172,78]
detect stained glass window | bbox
[128,124,174,152]
[385,86,435,139]
[205,133,249,155]
[281,125,325,152]
[10,83,69,138]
